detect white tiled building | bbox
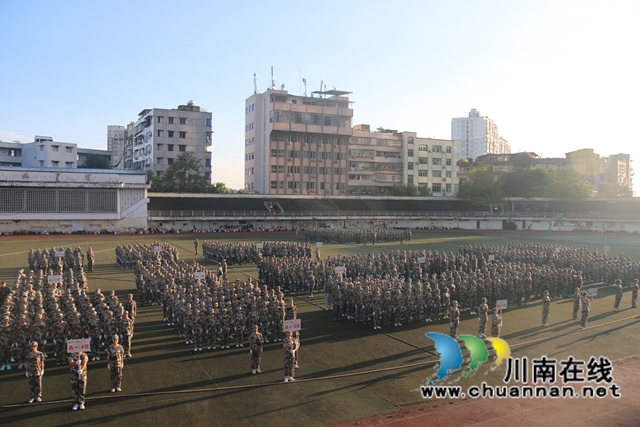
[451,109,510,159]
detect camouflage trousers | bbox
[580,308,589,328]
[632,292,638,308]
[449,319,459,339]
[491,324,500,337]
[542,308,550,325]
[283,351,295,378]
[251,348,262,370]
[573,303,580,320]
[478,317,487,336]
[614,295,622,310]
[110,365,123,389]
[71,377,87,404]
[28,374,43,399]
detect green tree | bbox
[153,152,208,193]
[543,167,594,199]
[145,169,155,187]
[499,167,550,198]
[599,183,634,198]
[418,184,433,196]
[79,153,111,169]
[209,182,229,194]
[390,183,419,197]
[457,167,503,206]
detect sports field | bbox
[1,230,639,427]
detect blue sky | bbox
[1,0,638,191]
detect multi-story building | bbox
[0,141,23,167]
[126,101,212,182]
[21,136,77,169]
[245,89,352,195]
[565,149,633,194]
[451,109,510,159]
[107,124,131,169]
[77,148,112,168]
[403,133,459,196]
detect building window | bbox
[418,144,428,152]
[407,137,414,145]
[432,170,442,178]
[419,157,428,164]
[446,183,451,192]
[407,162,413,170]
[157,144,164,150]
[179,132,186,138]
[432,145,442,153]
[432,183,442,192]
[168,144,174,151]
[271,181,277,189]
[66,162,74,168]
[168,131,174,138]
[446,146,452,153]
[408,175,414,185]
[179,145,186,152]
[157,130,163,137]
[39,160,44,166]
[39,145,44,152]
[157,157,163,164]
[446,171,452,178]
[179,118,186,125]
[168,117,174,124]
[408,149,414,157]
[419,170,428,177]
[271,149,278,158]
[271,165,277,173]
[52,145,59,152]
[168,158,174,165]
[158,116,163,123]
[51,160,59,167]
[206,118,212,127]
[433,158,442,166]
[446,158,451,166]
[66,146,73,153]
[324,116,331,126]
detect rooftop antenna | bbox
[253,73,258,94]
[270,66,276,90]
[319,80,324,97]
[303,78,307,97]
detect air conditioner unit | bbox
[287,141,292,145]
[294,189,299,193]
[287,173,292,177]
[311,174,316,178]
[304,142,308,145]
[288,157,293,161]
[334,159,339,163]
[326,190,332,194]
[442,166,447,169]
[311,158,316,162]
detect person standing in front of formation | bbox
[25,341,45,403]
[194,239,199,255]
[491,308,502,337]
[572,287,581,320]
[293,330,300,369]
[449,301,460,339]
[542,290,551,327]
[614,279,623,312]
[283,330,296,382]
[631,279,639,308]
[580,291,592,329]
[106,335,125,393]
[477,297,488,338]
[69,350,88,410]
[249,325,263,374]
[0,315,13,370]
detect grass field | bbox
[1,230,639,427]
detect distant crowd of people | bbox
[304,227,411,245]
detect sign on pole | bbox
[334,266,346,274]
[194,271,206,280]
[283,319,301,332]
[496,299,508,310]
[588,288,598,297]
[55,250,65,258]
[488,255,495,261]
[417,256,426,264]
[47,275,62,284]
[256,243,264,250]
[605,246,610,252]
[316,242,323,247]
[67,338,91,353]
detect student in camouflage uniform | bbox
[16,316,31,369]
[249,325,263,374]
[234,307,246,348]
[53,313,68,365]
[293,330,300,368]
[613,279,623,312]
[572,288,581,320]
[0,316,12,370]
[88,311,101,361]
[331,286,342,321]
[283,330,296,382]
[69,350,88,410]
[192,310,204,351]
[631,279,639,308]
[25,341,45,403]
[106,335,125,392]
[491,308,502,337]
[120,311,134,357]
[219,309,231,348]
[542,290,551,327]
[477,298,488,338]
[449,301,460,339]
[580,292,591,329]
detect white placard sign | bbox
[47,275,62,284]
[316,242,323,247]
[194,271,206,280]
[488,255,495,261]
[555,247,561,254]
[417,256,426,264]
[496,299,508,310]
[588,288,598,297]
[605,246,610,252]
[256,243,264,249]
[153,246,162,253]
[55,250,65,258]
[67,338,91,353]
[283,319,301,332]
[334,266,346,274]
